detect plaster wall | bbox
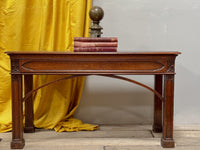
[74,0,200,125]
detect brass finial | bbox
[89,6,104,37]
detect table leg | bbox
[153,75,163,133]
[161,74,175,148]
[24,75,35,133]
[11,74,25,149]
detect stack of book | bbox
[73,37,118,52]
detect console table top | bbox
[6,51,181,55]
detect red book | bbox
[74,37,118,42]
[74,41,118,47]
[74,47,117,52]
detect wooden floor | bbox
[1,125,200,150]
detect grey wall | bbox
[74,0,200,125]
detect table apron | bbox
[14,59,173,74]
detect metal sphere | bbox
[89,6,104,21]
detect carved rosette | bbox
[166,57,175,73]
[11,59,20,73]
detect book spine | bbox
[74,41,118,47]
[74,37,118,42]
[74,47,117,52]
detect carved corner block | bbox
[166,57,175,73]
[11,59,20,74]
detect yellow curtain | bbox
[0,0,98,132]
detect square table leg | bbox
[24,75,35,133]
[161,74,175,148]
[11,74,25,149]
[153,75,163,133]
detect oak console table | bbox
[6,51,180,149]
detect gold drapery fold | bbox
[0,0,98,133]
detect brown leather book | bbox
[74,47,117,52]
[74,37,118,42]
[74,41,118,47]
